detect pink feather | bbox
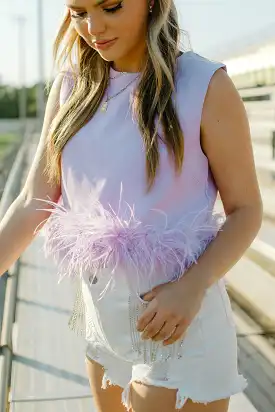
[34,191,225,293]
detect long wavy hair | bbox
[45,0,190,193]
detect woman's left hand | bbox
[136,274,206,346]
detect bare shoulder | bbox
[26,72,65,156]
[200,67,250,163]
[202,67,241,121]
[20,72,66,206]
[200,67,262,217]
[45,72,66,117]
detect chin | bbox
[98,50,127,64]
[96,51,117,61]
[88,41,129,65]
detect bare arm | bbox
[184,68,263,290]
[0,74,64,277]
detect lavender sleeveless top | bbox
[39,51,227,291]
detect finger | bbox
[140,283,165,301]
[141,312,166,339]
[151,322,178,342]
[137,305,157,332]
[163,324,186,346]
[140,291,155,302]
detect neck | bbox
[112,48,183,73]
[111,43,147,73]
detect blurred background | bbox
[0,1,275,411]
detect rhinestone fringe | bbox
[69,281,185,363]
[68,278,86,336]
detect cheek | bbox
[119,2,148,40]
[120,16,147,43]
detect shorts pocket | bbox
[135,290,205,359]
[137,294,150,305]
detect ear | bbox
[149,1,154,12]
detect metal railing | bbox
[239,86,275,159]
[0,129,33,412]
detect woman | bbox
[0,0,262,411]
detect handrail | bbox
[0,129,34,412]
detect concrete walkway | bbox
[10,235,93,411]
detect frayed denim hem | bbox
[86,340,248,411]
[120,380,190,410]
[100,372,248,411]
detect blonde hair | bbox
[46,1,189,193]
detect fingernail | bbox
[141,333,148,340]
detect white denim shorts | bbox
[82,267,247,410]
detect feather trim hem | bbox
[34,194,225,294]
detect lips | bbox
[94,39,116,45]
[93,38,117,50]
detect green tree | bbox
[0,82,49,119]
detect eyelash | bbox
[71,2,123,19]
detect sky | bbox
[1,0,275,86]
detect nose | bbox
[86,15,106,36]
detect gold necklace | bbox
[101,75,139,113]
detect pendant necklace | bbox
[101,74,140,113]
